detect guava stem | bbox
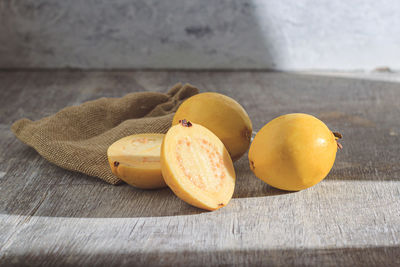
[333,132,343,140]
[332,131,343,150]
[179,119,192,127]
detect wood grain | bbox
[0,71,399,266]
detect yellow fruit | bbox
[248,113,341,191]
[172,92,252,161]
[161,120,236,211]
[107,133,167,189]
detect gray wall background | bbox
[0,0,399,71]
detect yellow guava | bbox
[107,133,167,189]
[248,113,342,191]
[172,92,252,161]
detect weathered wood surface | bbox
[0,71,399,266]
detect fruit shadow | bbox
[232,155,293,198]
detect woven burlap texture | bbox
[11,83,199,185]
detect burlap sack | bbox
[11,83,199,184]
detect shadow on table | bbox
[232,155,293,198]
[1,245,399,266]
[1,147,285,219]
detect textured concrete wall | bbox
[0,0,399,70]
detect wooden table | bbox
[0,71,399,266]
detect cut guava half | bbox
[161,120,235,210]
[107,133,166,189]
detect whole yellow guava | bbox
[172,92,252,161]
[249,113,341,191]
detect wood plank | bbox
[0,71,399,266]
